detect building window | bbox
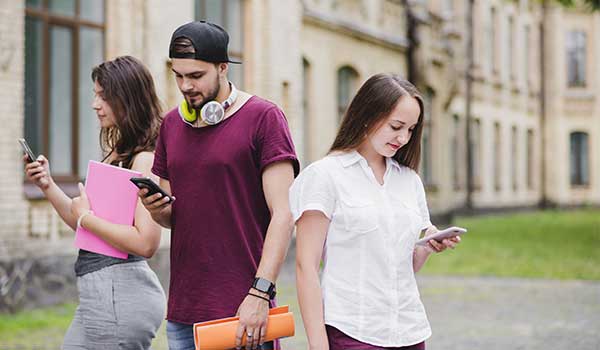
[570,132,589,186]
[452,114,461,190]
[524,25,530,87]
[472,119,481,189]
[421,89,434,186]
[25,0,105,181]
[301,58,311,165]
[526,129,534,189]
[494,122,501,191]
[337,66,359,123]
[511,126,518,191]
[566,31,586,87]
[489,7,497,74]
[507,16,514,79]
[195,0,244,88]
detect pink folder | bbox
[74,160,141,259]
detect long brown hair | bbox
[92,55,163,169]
[330,73,425,171]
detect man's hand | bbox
[138,188,173,226]
[235,291,270,350]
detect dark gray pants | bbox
[62,261,166,350]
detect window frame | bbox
[336,66,360,123]
[566,30,587,88]
[526,129,534,190]
[24,0,106,198]
[570,131,590,187]
[493,122,502,192]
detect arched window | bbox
[337,66,359,122]
[570,132,589,186]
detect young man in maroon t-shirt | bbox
[140,21,299,350]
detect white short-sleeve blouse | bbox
[290,150,432,347]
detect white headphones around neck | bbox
[178,82,238,127]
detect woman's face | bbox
[368,95,421,158]
[92,80,117,128]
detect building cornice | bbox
[303,7,408,51]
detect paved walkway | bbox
[278,250,600,350]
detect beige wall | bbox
[0,0,28,259]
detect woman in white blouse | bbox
[291,74,460,350]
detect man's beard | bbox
[188,77,221,111]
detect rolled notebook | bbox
[193,306,295,350]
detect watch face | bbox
[256,278,271,292]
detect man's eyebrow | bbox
[171,68,206,76]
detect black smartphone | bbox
[18,138,37,163]
[130,177,174,202]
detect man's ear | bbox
[218,62,229,76]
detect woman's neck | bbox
[356,142,385,170]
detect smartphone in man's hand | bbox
[18,138,37,163]
[130,177,174,202]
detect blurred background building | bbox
[0,0,598,311]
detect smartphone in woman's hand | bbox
[18,138,37,163]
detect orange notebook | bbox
[193,306,295,350]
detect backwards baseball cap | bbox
[169,21,241,64]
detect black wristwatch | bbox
[252,277,276,300]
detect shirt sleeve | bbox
[289,164,335,222]
[255,106,300,177]
[414,173,432,230]
[151,118,169,180]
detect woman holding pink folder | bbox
[23,56,166,349]
[292,74,460,350]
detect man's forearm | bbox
[255,211,294,282]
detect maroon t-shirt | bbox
[152,96,299,324]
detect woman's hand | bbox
[71,183,91,219]
[423,226,461,253]
[23,155,52,190]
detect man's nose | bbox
[181,78,193,92]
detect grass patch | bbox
[0,303,76,342]
[0,302,169,348]
[421,209,600,280]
